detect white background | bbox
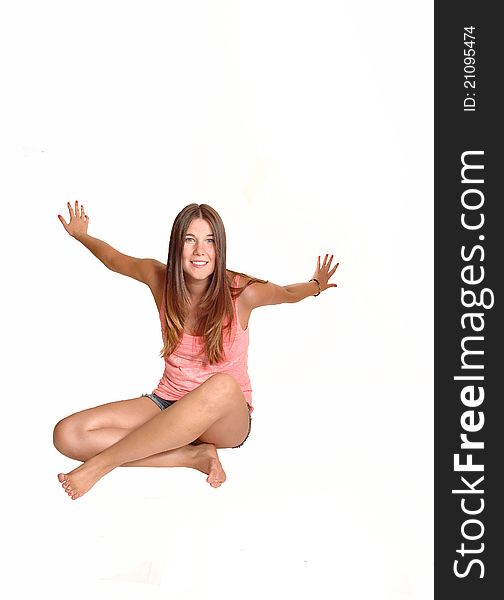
[0,1,432,598]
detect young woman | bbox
[54,201,339,499]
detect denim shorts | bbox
[141,392,252,449]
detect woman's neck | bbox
[184,270,232,305]
[184,278,208,306]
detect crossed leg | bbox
[53,396,227,487]
[53,373,250,499]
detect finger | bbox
[322,253,328,268]
[80,203,85,219]
[329,262,340,276]
[317,256,320,270]
[326,254,334,269]
[67,201,74,219]
[57,214,68,229]
[75,200,79,217]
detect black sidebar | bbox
[435,2,502,598]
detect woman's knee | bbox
[203,373,245,413]
[206,373,241,397]
[53,415,80,455]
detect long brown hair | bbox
[160,203,267,364]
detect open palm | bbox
[58,200,89,238]
[312,254,339,292]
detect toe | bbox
[58,473,67,483]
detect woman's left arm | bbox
[242,254,339,309]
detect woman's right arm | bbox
[58,200,164,289]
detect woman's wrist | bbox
[310,278,321,296]
[73,232,88,242]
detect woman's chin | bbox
[183,268,215,281]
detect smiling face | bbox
[181,218,216,280]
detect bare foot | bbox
[57,444,227,497]
[190,443,227,488]
[58,458,110,500]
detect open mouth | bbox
[190,261,208,268]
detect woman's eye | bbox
[184,237,214,243]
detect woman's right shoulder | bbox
[149,261,167,311]
[146,260,166,288]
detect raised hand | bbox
[58,200,89,239]
[313,254,339,293]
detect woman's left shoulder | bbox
[226,270,249,287]
[226,271,252,308]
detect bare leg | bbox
[58,373,248,499]
[122,444,226,487]
[54,395,229,487]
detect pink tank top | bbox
[153,274,254,411]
